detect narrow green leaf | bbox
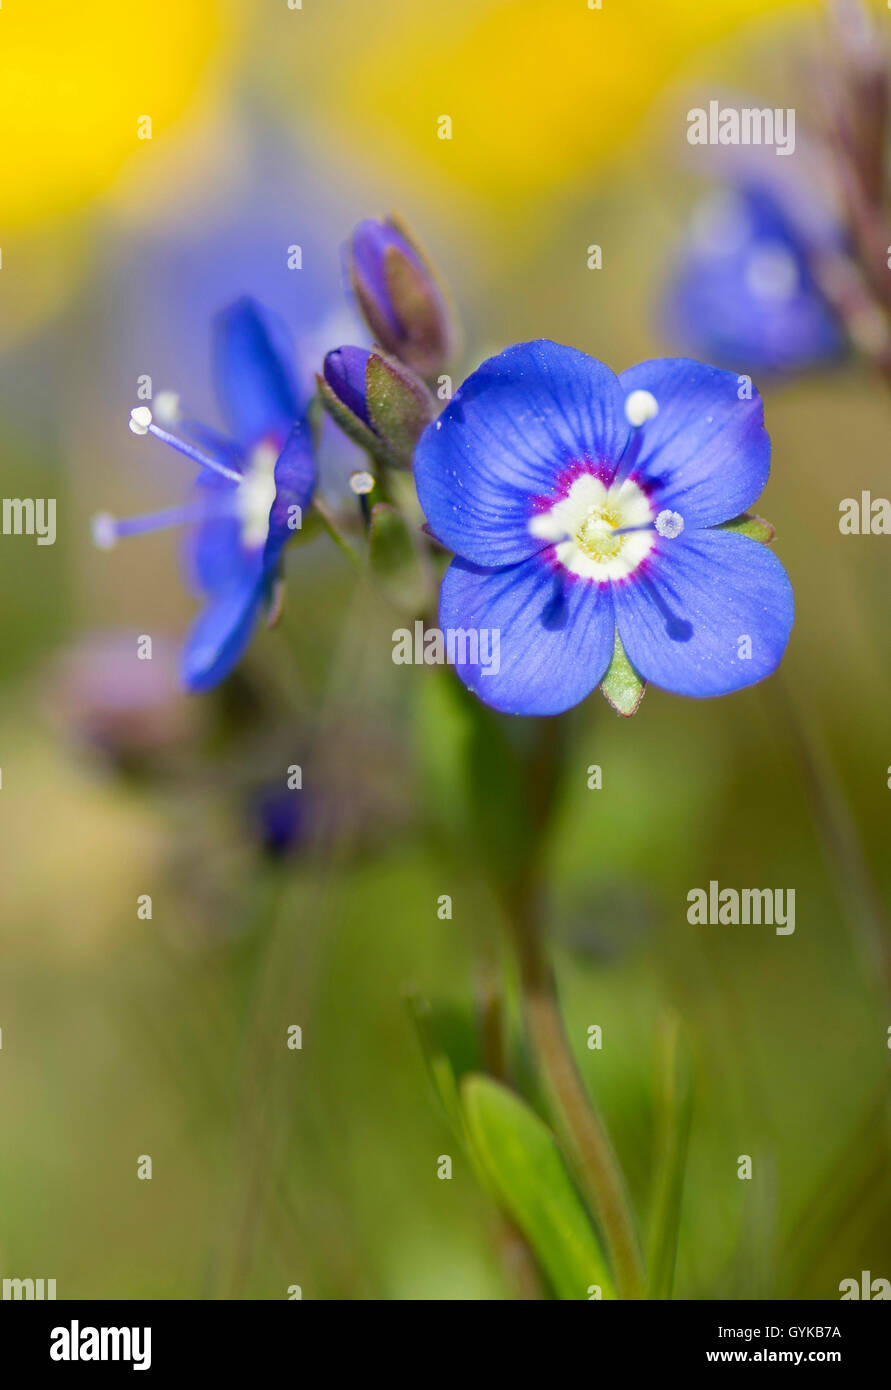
[461,1074,615,1301]
[405,990,479,1138]
[600,629,645,717]
[718,512,775,543]
[646,1012,694,1300]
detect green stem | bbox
[507,882,646,1300]
[312,497,362,570]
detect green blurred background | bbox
[0,0,889,1299]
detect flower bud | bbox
[347,216,454,378]
[318,345,436,468]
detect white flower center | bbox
[529,473,655,580]
[237,442,278,549]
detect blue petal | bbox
[415,341,630,567]
[613,530,793,697]
[183,473,258,599]
[213,297,301,451]
[618,358,771,529]
[264,414,317,568]
[323,346,373,426]
[439,553,615,716]
[180,578,266,692]
[662,187,845,375]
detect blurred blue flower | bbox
[663,184,847,375]
[250,785,307,859]
[93,297,316,692]
[414,341,793,715]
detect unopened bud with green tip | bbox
[318,345,437,469]
[347,215,455,379]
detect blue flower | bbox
[93,297,316,692]
[663,184,846,375]
[414,341,794,716]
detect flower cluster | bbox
[96,214,793,716]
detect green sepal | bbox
[600,629,645,717]
[717,512,775,543]
[365,351,435,466]
[315,371,382,459]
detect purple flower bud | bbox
[318,345,437,468]
[347,216,453,378]
[323,346,374,428]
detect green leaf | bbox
[461,1074,615,1300]
[405,990,480,1139]
[600,629,645,717]
[718,512,775,543]
[646,1012,694,1300]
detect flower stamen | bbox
[128,406,243,484]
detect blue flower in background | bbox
[414,341,793,716]
[93,297,316,692]
[663,185,846,375]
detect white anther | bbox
[153,391,180,425]
[349,469,375,496]
[624,390,659,427]
[655,509,684,539]
[129,406,153,436]
[91,512,118,549]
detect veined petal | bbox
[264,414,317,568]
[613,529,793,697]
[415,341,630,567]
[439,553,615,716]
[618,358,770,529]
[214,297,301,451]
[180,578,267,692]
